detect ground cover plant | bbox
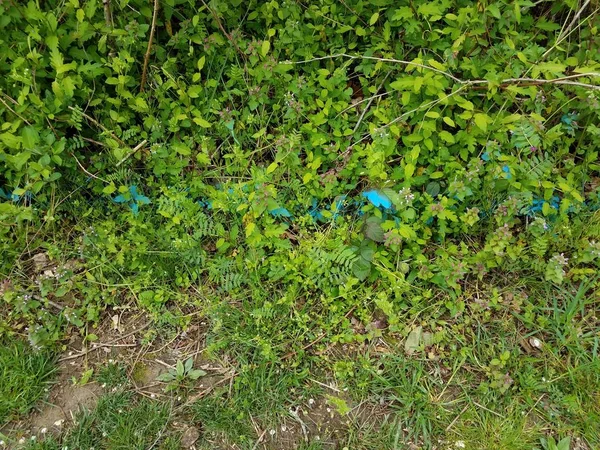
[0,340,56,424]
[1,0,600,448]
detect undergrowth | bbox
[1,0,600,448]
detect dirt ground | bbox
[2,310,380,450]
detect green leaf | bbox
[405,326,422,355]
[556,437,571,450]
[79,369,94,385]
[10,151,31,170]
[418,3,443,18]
[156,372,176,382]
[173,142,191,156]
[439,131,455,143]
[197,55,206,71]
[443,117,455,127]
[326,395,351,415]
[21,127,40,150]
[188,85,203,98]
[193,117,211,128]
[176,360,185,377]
[364,216,384,242]
[102,183,117,195]
[360,246,375,262]
[426,181,440,196]
[404,163,415,179]
[261,40,270,56]
[397,224,416,240]
[188,369,207,380]
[474,113,489,132]
[1,132,22,149]
[392,7,413,21]
[369,12,379,25]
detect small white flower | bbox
[281,425,287,432]
[54,419,64,427]
[455,441,466,448]
[308,398,315,406]
[19,438,26,444]
[531,338,541,348]
[41,427,48,434]
[150,393,156,399]
[269,429,276,436]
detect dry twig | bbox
[140,0,160,92]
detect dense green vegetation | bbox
[1,0,599,448]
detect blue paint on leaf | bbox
[270,207,292,218]
[113,185,151,215]
[361,189,392,209]
[309,198,325,221]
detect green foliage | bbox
[0,0,599,445]
[156,357,206,392]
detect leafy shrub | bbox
[0,0,599,358]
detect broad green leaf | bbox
[1,132,21,149]
[193,117,211,128]
[405,326,422,355]
[266,162,278,173]
[10,152,31,170]
[369,12,379,25]
[173,142,191,156]
[188,369,207,380]
[439,131,455,143]
[392,7,413,21]
[197,55,206,71]
[474,113,489,132]
[261,40,270,56]
[365,216,384,242]
[102,184,117,195]
[443,117,455,127]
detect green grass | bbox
[23,392,180,450]
[0,339,56,424]
[191,359,314,446]
[96,361,129,389]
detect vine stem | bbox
[140,0,159,92]
[0,94,31,125]
[68,106,126,146]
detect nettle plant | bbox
[0,0,599,347]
